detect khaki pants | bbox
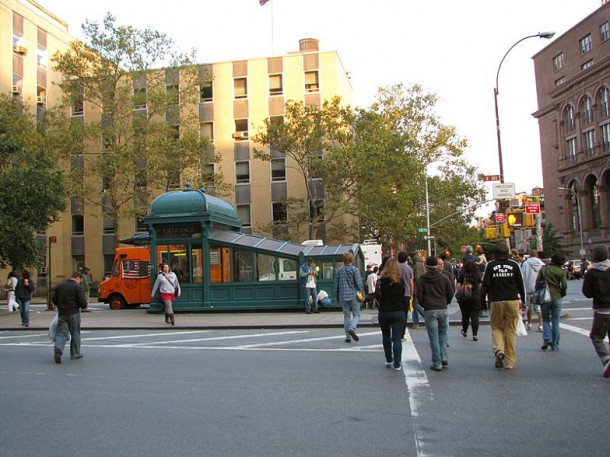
[490,300,520,367]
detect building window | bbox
[269,74,283,96]
[37,44,47,69]
[600,122,610,152]
[234,77,247,99]
[591,181,601,229]
[580,34,593,55]
[552,52,564,71]
[202,163,215,188]
[566,137,577,163]
[234,119,248,140]
[200,82,213,102]
[309,199,324,222]
[237,204,251,229]
[305,71,319,93]
[563,105,575,134]
[581,60,594,71]
[554,76,565,87]
[272,201,288,223]
[72,215,84,235]
[598,87,610,119]
[602,22,610,42]
[166,84,179,104]
[133,87,146,109]
[200,122,214,141]
[235,161,250,184]
[581,96,594,125]
[271,158,286,181]
[71,81,84,116]
[135,216,147,233]
[583,130,595,156]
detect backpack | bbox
[455,282,473,302]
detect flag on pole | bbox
[260,0,270,5]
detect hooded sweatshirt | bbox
[416,270,454,310]
[582,260,610,310]
[521,257,545,295]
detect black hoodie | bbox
[416,270,454,310]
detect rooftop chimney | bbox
[299,38,319,52]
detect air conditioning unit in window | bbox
[12,85,21,94]
[233,131,249,139]
[13,45,27,55]
[37,96,46,105]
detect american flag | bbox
[260,0,270,5]
[123,261,149,278]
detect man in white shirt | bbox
[521,249,546,331]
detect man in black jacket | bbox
[52,271,88,364]
[480,241,526,370]
[582,244,610,378]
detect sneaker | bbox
[504,365,514,370]
[441,360,448,367]
[473,336,478,341]
[313,309,320,314]
[344,338,351,343]
[71,354,83,360]
[54,348,62,364]
[305,310,312,314]
[385,362,393,368]
[348,329,359,342]
[603,361,610,379]
[430,365,442,372]
[393,364,402,371]
[495,350,505,369]
[461,329,467,338]
[538,325,543,332]
[526,323,532,330]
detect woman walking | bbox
[536,252,567,351]
[456,259,482,341]
[376,259,406,371]
[15,271,35,327]
[5,271,19,312]
[151,263,181,325]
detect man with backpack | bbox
[521,249,545,331]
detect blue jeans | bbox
[54,313,82,358]
[378,311,405,368]
[424,309,449,368]
[304,287,318,312]
[542,298,562,349]
[341,299,361,336]
[17,299,30,324]
[411,299,424,326]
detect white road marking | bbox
[126,330,309,346]
[234,330,380,348]
[565,317,593,321]
[82,330,211,341]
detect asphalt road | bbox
[0,280,606,457]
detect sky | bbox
[32,0,603,214]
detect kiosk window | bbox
[233,249,253,282]
[257,254,276,281]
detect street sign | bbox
[481,174,501,182]
[49,236,57,243]
[525,202,540,214]
[492,183,516,200]
[495,213,505,223]
[417,228,428,233]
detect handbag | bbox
[455,281,473,302]
[533,267,552,305]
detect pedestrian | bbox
[81,267,92,312]
[411,252,426,329]
[510,249,524,265]
[480,241,526,370]
[416,256,454,371]
[366,266,379,309]
[581,244,610,378]
[521,249,545,331]
[397,252,414,339]
[376,258,406,371]
[477,246,488,272]
[536,252,567,351]
[15,271,35,327]
[335,252,364,343]
[300,257,319,314]
[151,263,180,325]
[52,271,88,363]
[439,252,455,284]
[4,271,19,313]
[456,259,482,341]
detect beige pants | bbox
[490,300,520,367]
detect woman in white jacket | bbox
[5,271,19,312]
[151,263,180,325]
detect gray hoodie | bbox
[521,257,545,294]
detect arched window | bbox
[580,95,594,125]
[589,178,602,229]
[598,87,610,119]
[563,105,576,134]
[568,182,580,232]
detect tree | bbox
[542,222,567,257]
[51,13,220,245]
[0,95,67,269]
[252,97,353,241]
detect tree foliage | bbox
[0,96,67,269]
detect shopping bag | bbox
[48,314,59,341]
[516,314,528,336]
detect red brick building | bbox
[533,2,610,257]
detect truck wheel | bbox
[108,295,126,310]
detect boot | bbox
[165,313,170,324]
[169,314,175,326]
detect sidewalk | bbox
[0,301,489,331]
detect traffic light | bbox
[484,227,497,240]
[500,225,511,238]
[506,211,524,228]
[524,213,535,228]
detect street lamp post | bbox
[558,187,585,256]
[493,32,555,185]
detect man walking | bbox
[397,252,414,337]
[335,252,364,343]
[52,271,88,364]
[521,249,545,331]
[582,244,610,378]
[81,267,92,312]
[480,242,526,370]
[300,258,319,314]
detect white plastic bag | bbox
[48,314,59,341]
[516,314,528,337]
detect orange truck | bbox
[98,247,151,309]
